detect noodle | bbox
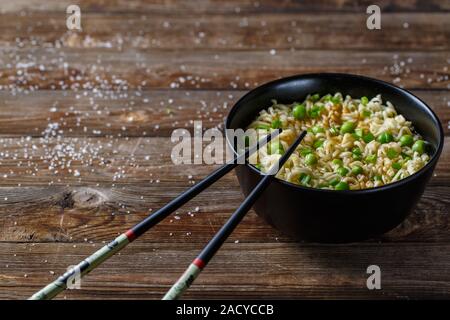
[246,93,430,190]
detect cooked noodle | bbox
[246,93,430,190]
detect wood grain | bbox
[0,136,448,244]
[1,242,449,299]
[0,136,448,186]
[0,184,448,244]
[0,0,449,300]
[1,49,449,90]
[1,13,449,50]
[1,0,449,14]
[0,90,448,137]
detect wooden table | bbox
[0,1,449,299]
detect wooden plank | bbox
[0,136,447,243]
[1,242,449,299]
[1,13,449,50]
[1,49,449,90]
[0,90,447,138]
[0,184,448,244]
[1,0,449,14]
[0,136,448,186]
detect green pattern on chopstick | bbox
[29,233,130,300]
[162,263,202,300]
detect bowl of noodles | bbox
[225,73,443,242]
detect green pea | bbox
[304,153,317,166]
[312,126,325,134]
[331,96,341,104]
[337,167,349,176]
[299,147,313,157]
[386,148,399,159]
[255,124,270,130]
[392,162,402,170]
[351,165,363,175]
[352,147,362,156]
[365,154,377,164]
[293,104,306,120]
[269,141,284,155]
[377,131,394,144]
[271,119,282,129]
[373,175,382,182]
[309,105,322,118]
[399,135,414,147]
[362,132,375,143]
[352,147,362,160]
[299,173,311,186]
[335,181,349,190]
[310,93,320,102]
[329,178,340,186]
[340,121,356,134]
[332,159,343,166]
[412,140,426,154]
[322,94,332,102]
[361,96,369,106]
[313,139,324,149]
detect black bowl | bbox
[225,73,444,243]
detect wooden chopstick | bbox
[29,130,281,300]
[162,130,307,300]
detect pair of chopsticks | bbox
[29,129,306,300]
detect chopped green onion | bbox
[299,173,311,186]
[271,119,282,129]
[255,124,270,130]
[362,132,375,143]
[313,139,324,149]
[355,128,364,138]
[312,126,325,134]
[392,162,402,170]
[329,178,340,186]
[299,147,313,157]
[269,141,284,155]
[386,148,399,159]
[365,154,377,164]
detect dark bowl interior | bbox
[226,73,444,243]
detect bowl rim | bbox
[225,72,444,194]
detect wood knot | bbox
[70,188,108,209]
